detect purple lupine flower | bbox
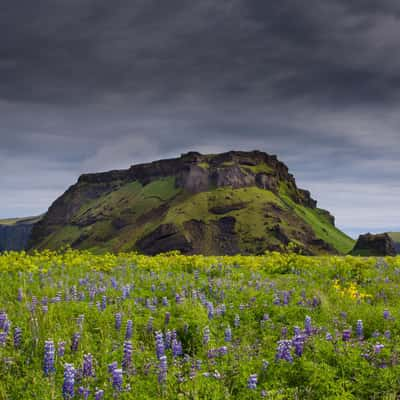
[172,338,183,357]
[283,291,290,305]
[304,316,312,336]
[78,387,90,400]
[122,341,133,371]
[326,332,333,341]
[312,296,320,307]
[292,335,306,357]
[224,326,232,342]
[165,312,170,325]
[155,331,165,359]
[108,361,118,374]
[165,330,172,349]
[356,320,363,339]
[158,355,168,384]
[219,346,228,356]
[112,368,123,392]
[17,288,23,302]
[273,295,280,305]
[374,343,384,354]
[44,340,56,375]
[276,340,293,362]
[384,330,391,339]
[111,277,118,289]
[3,318,11,334]
[383,309,390,320]
[115,312,122,331]
[95,389,104,400]
[162,297,169,306]
[262,360,269,370]
[71,333,80,352]
[207,302,214,320]
[293,326,301,336]
[83,354,93,377]
[342,329,351,342]
[122,285,129,300]
[247,374,258,389]
[14,327,22,349]
[62,363,75,399]
[234,314,240,328]
[0,311,7,329]
[101,296,107,311]
[175,293,182,304]
[0,332,7,346]
[58,341,66,357]
[203,327,210,345]
[125,320,133,340]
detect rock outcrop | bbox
[351,233,396,256]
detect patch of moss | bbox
[197,162,210,170]
[240,163,273,175]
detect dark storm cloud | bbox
[1,0,400,235]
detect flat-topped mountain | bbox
[29,151,354,255]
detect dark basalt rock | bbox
[352,233,396,256]
[209,202,247,215]
[136,224,192,255]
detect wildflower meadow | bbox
[1,250,400,399]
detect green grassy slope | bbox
[40,177,181,251]
[279,186,354,254]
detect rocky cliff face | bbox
[351,233,397,256]
[30,150,354,255]
[0,217,40,251]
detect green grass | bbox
[2,251,400,399]
[0,216,42,226]
[197,162,210,169]
[239,162,273,175]
[388,232,400,242]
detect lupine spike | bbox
[62,363,75,399]
[112,368,123,392]
[44,340,55,375]
[83,353,93,377]
[125,319,133,340]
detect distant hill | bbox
[0,216,42,251]
[29,151,354,255]
[351,232,397,256]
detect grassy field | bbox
[0,250,400,398]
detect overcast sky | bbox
[1,0,400,237]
